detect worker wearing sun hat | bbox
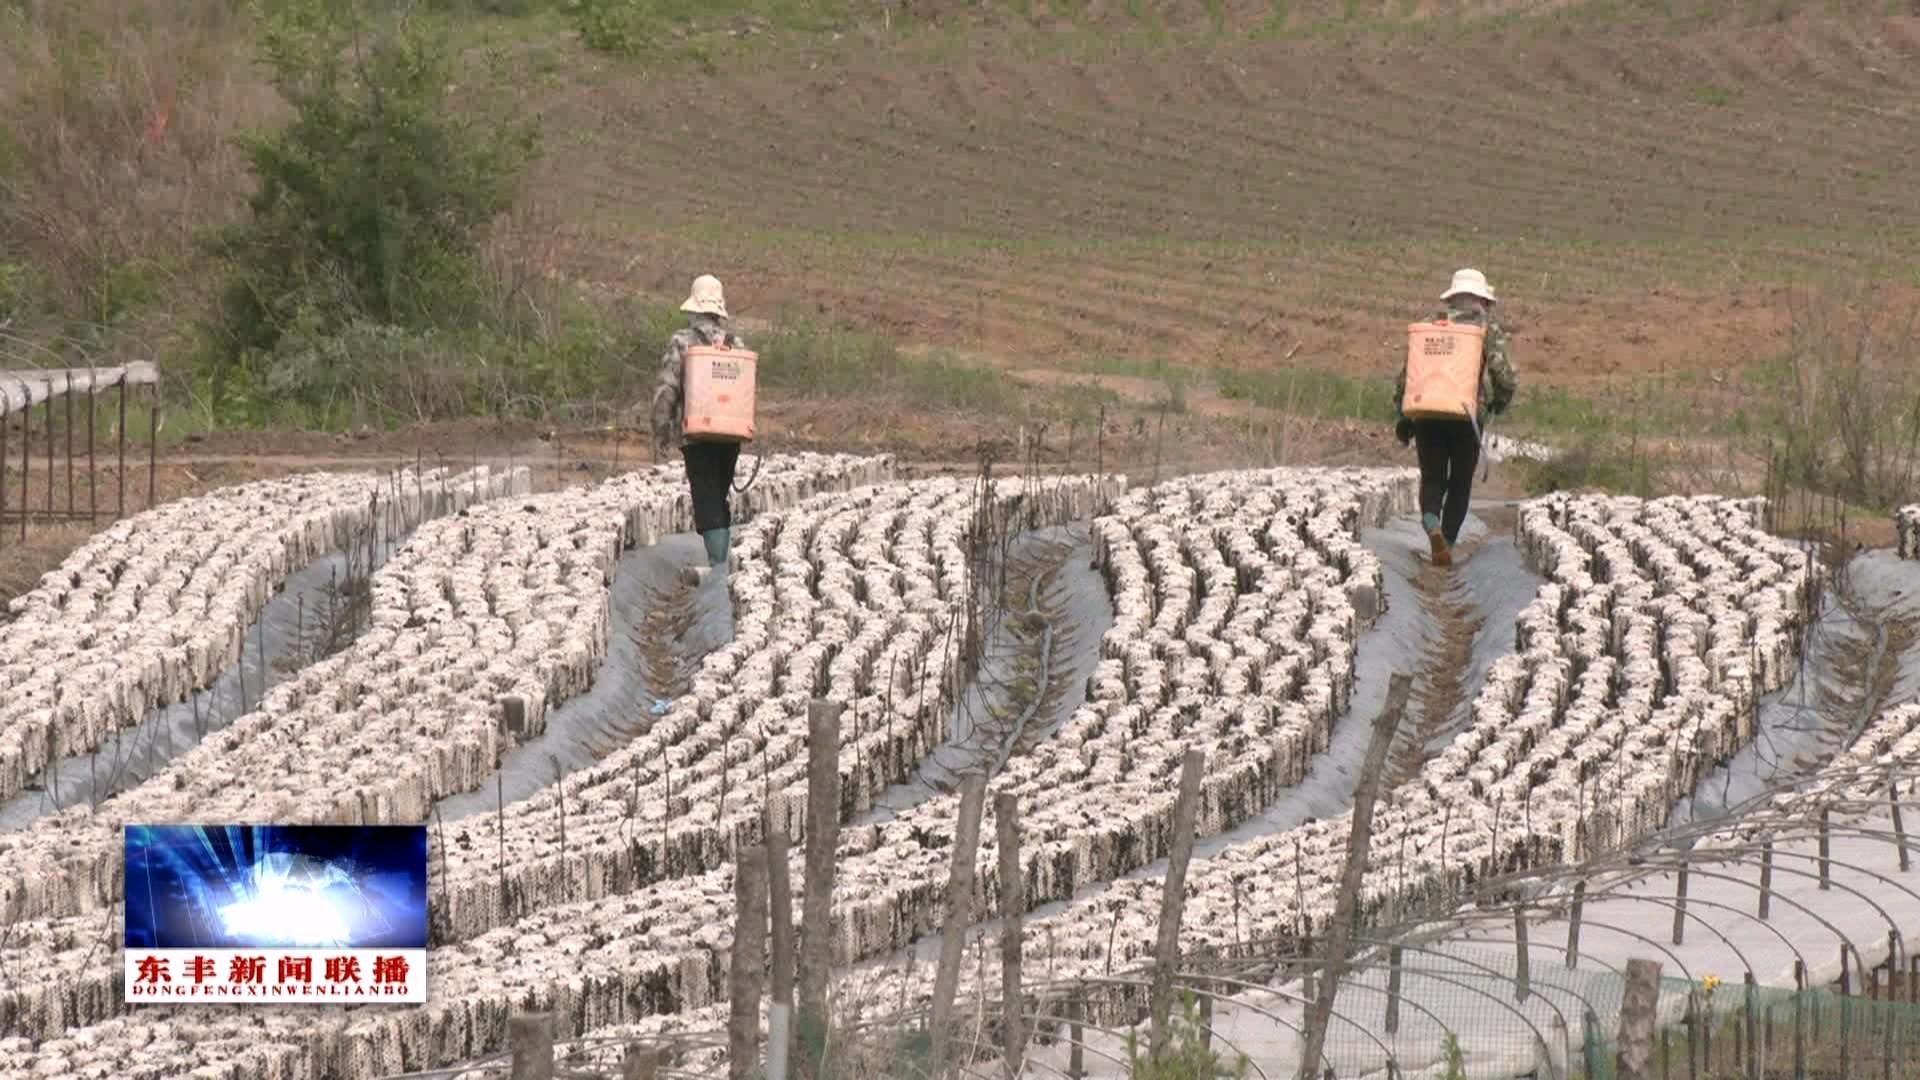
[1392,268,1519,566]
[651,274,748,566]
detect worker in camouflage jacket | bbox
[651,274,747,566]
[1392,267,1519,567]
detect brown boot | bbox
[1428,527,1452,567]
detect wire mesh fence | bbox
[375,484,1920,1080]
[392,755,1920,1079]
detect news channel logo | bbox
[123,823,428,1003]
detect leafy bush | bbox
[1440,1031,1467,1079]
[566,0,653,55]
[1123,991,1250,1079]
[201,0,538,411]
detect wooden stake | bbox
[1515,906,1531,1003]
[997,791,1026,1080]
[116,379,125,520]
[1298,673,1412,1080]
[1150,748,1206,1061]
[1794,959,1808,1077]
[146,397,157,510]
[508,1013,554,1080]
[1,409,9,545]
[1672,865,1689,946]
[622,1046,659,1080]
[796,700,843,1080]
[1819,805,1831,889]
[1068,993,1086,1079]
[729,843,768,1080]
[1567,880,1587,968]
[766,809,794,1080]
[1616,957,1662,1080]
[63,375,72,517]
[1759,841,1773,920]
[931,772,989,1051]
[1892,774,1910,872]
[21,400,30,539]
[1384,944,1404,1035]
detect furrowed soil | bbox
[546,6,1920,414]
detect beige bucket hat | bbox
[1442,268,1496,303]
[680,274,728,317]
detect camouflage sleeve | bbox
[1484,323,1518,414]
[650,333,687,448]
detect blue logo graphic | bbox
[124,824,428,951]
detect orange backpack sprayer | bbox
[1404,319,1498,480]
[1402,320,1487,422]
[682,342,757,443]
[682,341,764,493]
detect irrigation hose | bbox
[731,445,764,494]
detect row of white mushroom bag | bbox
[0,460,1090,1046]
[1692,699,1920,860]
[0,454,891,948]
[2,484,1814,1075]
[800,492,1822,1044]
[432,472,1126,944]
[1899,505,1920,560]
[1770,702,1920,810]
[0,461,1413,1068]
[0,466,1411,1076]
[0,467,528,806]
[305,490,1825,1077]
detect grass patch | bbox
[187,297,1022,432]
[756,318,1018,414]
[1516,432,1666,498]
[1217,367,1397,421]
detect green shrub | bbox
[566,0,653,55]
[201,0,537,412]
[1440,1031,1467,1079]
[0,260,42,323]
[1123,991,1250,1079]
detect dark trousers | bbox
[1413,418,1480,546]
[682,440,740,534]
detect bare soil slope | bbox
[545,9,1920,405]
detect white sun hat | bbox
[1442,268,1496,303]
[680,274,728,317]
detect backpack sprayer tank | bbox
[1402,320,1486,422]
[682,342,758,442]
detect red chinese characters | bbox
[374,955,410,985]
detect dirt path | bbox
[1384,534,1490,789]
